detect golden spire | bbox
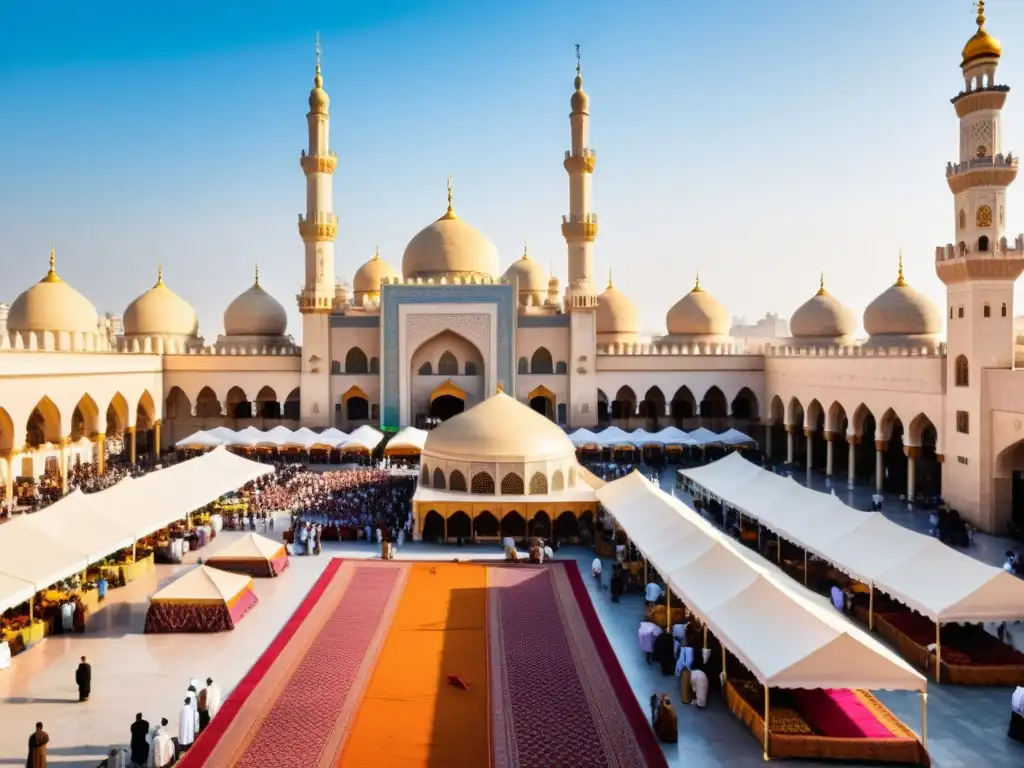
[254,262,260,286]
[496,382,504,394]
[42,244,61,283]
[156,264,164,287]
[373,241,380,260]
[440,174,456,219]
[895,249,907,287]
[574,44,583,89]
[607,268,614,288]
[522,239,529,260]
[816,271,827,296]
[962,1,1001,66]
[314,30,323,87]
[977,0,986,29]
[692,269,702,292]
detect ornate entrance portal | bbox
[430,380,467,422]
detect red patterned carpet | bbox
[179,559,666,768]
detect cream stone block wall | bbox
[330,326,380,372]
[515,327,570,372]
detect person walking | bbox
[129,713,150,767]
[75,656,91,702]
[26,722,49,768]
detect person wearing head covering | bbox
[75,656,91,702]
[1010,686,1024,742]
[178,697,198,753]
[130,713,150,766]
[649,694,678,743]
[203,677,222,720]
[689,656,710,709]
[26,722,48,768]
[152,719,174,768]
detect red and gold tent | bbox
[144,565,258,633]
[205,533,289,578]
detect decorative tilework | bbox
[380,283,515,429]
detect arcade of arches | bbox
[412,502,597,543]
[763,396,942,501]
[597,385,760,433]
[163,385,302,443]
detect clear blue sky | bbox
[1,0,1022,339]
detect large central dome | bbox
[402,178,500,281]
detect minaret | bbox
[935,2,1024,530]
[297,34,338,427]
[562,46,599,427]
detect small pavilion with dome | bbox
[410,391,598,543]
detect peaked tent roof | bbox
[594,426,635,447]
[208,532,285,561]
[685,427,722,446]
[342,424,384,451]
[385,426,428,454]
[569,428,600,447]
[175,430,223,449]
[0,572,36,614]
[653,426,690,445]
[283,427,321,448]
[15,489,136,562]
[597,472,926,691]
[317,427,349,447]
[151,564,253,604]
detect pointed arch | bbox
[878,407,904,442]
[908,412,938,447]
[640,386,666,419]
[447,511,471,539]
[226,386,250,419]
[449,469,467,492]
[420,464,431,486]
[343,385,369,421]
[530,510,551,538]
[670,386,697,420]
[284,388,301,420]
[768,395,785,425]
[827,401,849,435]
[551,469,565,492]
[471,472,495,495]
[106,392,131,435]
[27,396,61,447]
[473,510,498,537]
[136,390,156,425]
[730,387,759,421]
[804,399,824,431]
[345,347,369,374]
[530,347,554,374]
[529,471,548,495]
[256,386,280,419]
[165,387,191,421]
[850,403,873,437]
[196,386,222,418]
[438,350,459,376]
[699,386,727,419]
[613,386,637,420]
[787,397,804,427]
[72,394,101,439]
[500,510,525,538]
[432,467,447,490]
[501,472,525,495]
[0,407,15,454]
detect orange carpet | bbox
[338,562,491,767]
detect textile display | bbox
[725,680,929,766]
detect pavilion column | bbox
[94,433,106,475]
[846,434,859,488]
[250,401,258,418]
[785,425,795,464]
[804,429,813,471]
[824,432,834,477]
[127,426,137,464]
[764,423,773,461]
[874,440,885,493]
[59,438,69,494]
[279,401,287,420]
[905,445,919,502]
[153,420,162,458]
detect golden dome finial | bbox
[817,271,827,296]
[156,264,165,287]
[962,1,1001,66]
[607,268,614,289]
[574,44,583,90]
[254,262,260,286]
[373,241,381,260]
[314,30,323,88]
[693,269,703,293]
[42,244,61,283]
[522,239,530,260]
[895,249,907,287]
[440,174,457,220]
[976,0,986,28]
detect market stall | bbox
[205,533,289,577]
[144,565,258,633]
[341,424,385,453]
[174,431,224,450]
[384,426,427,456]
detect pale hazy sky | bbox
[0,0,1021,340]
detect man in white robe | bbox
[178,697,198,754]
[152,719,174,768]
[204,677,222,719]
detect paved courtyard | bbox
[0,478,1022,767]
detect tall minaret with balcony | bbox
[562,46,599,427]
[936,2,1024,528]
[297,36,338,427]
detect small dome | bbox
[665,275,731,337]
[596,275,639,338]
[8,248,99,335]
[863,258,941,343]
[353,247,400,296]
[571,73,590,113]
[503,246,549,305]
[423,391,577,464]
[402,178,500,280]
[790,276,856,340]
[962,4,1001,67]
[123,268,199,337]
[223,269,288,337]
[309,65,329,114]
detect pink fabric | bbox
[228,588,259,625]
[792,689,895,739]
[638,622,662,653]
[270,555,290,576]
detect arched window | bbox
[529,472,548,494]
[345,347,369,374]
[1003,302,1008,317]
[555,361,568,374]
[438,351,459,376]
[955,355,969,387]
[369,357,379,374]
[418,361,433,375]
[501,473,524,495]
[471,472,495,495]
[977,205,993,228]
[978,235,990,252]
[958,209,966,230]
[465,361,478,376]
[517,357,528,375]
[958,306,965,319]
[551,470,565,492]
[449,470,467,492]
[530,347,553,374]
[420,465,431,486]
[432,468,446,490]
[984,303,991,318]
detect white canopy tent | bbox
[227,426,263,447]
[282,427,321,449]
[653,426,690,446]
[597,472,926,693]
[205,426,240,443]
[685,427,723,446]
[0,526,90,598]
[594,426,635,448]
[316,428,349,447]
[0,572,36,615]
[385,426,428,455]
[569,428,600,447]
[718,428,757,446]
[341,424,384,452]
[175,430,223,449]
[13,490,137,563]
[628,429,663,447]
[681,452,1024,624]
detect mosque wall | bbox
[329,326,380,375]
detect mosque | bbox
[1,7,1024,536]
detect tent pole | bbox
[763,686,771,761]
[935,623,942,683]
[776,536,781,565]
[757,521,761,552]
[868,585,874,631]
[132,541,137,562]
[722,645,727,679]
[702,624,708,652]
[665,589,671,631]
[803,550,808,586]
[643,558,648,586]
[29,597,33,624]
[920,691,928,748]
